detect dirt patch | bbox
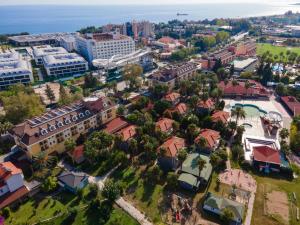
[266,191,289,224]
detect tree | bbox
[150,84,169,99]
[41,176,58,193]
[279,128,289,141]
[83,73,98,89]
[45,84,55,103]
[197,158,206,178]
[102,180,121,203]
[166,172,178,189]
[220,207,235,224]
[145,165,163,185]
[153,100,171,116]
[64,139,76,152]
[231,106,246,127]
[32,152,55,171]
[58,84,71,105]
[177,149,187,165]
[244,80,251,97]
[187,124,199,143]
[216,31,230,44]
[123,64,143,89]
[0,121,13,135]
[231,144,244,161]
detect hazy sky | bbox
[0,0,296,5]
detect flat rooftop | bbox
[0,49,20,63]
[233,58,257,71]
[33,45,68,58]
[43,53,87,67]
[9,32,75,43]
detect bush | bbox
[166,172,178,190]
[241,160,251,171]
[1,207,10,218]
[102,180,121,202]
[41,176,58,193]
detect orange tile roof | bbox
[195,129,220,149]
[0,186,29,209]
[156,118,174,133]
[104,117,129,134]
[164,92,181,103]
[68,145,85,163]
[158,136,186,157]
[197,98,214,109]
[165,103,188,116]
[117,125,137,141]
[211,111,230,123]
[0,162,22,182]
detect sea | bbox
[0,3,300,34]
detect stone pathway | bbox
[244,192,256,225]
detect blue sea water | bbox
[0,3,300,34]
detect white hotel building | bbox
[32,45,68,65]
[76,32,135,63]
[0,49,33,90]
[43,53,88,77]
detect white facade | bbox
[0,50,33,90]
[43,53,88,77]
[33,45,68,65]
[76,32,135,63]
[59,36,77,52]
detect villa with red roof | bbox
[280,96,300,116]
[197,98,215,114]
[164,103,188,118]
[163,92,181,106]
[0,162,29,209]
[104,117,129,134]
[252,146,281,173]
[116,125,137,142]
[211,111,230,124]
[156,118,175,134]
[195,129,221,153]
[157,136,187,171]
[218,80,270,99]
[68,145,85,164]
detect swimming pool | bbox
[232,104,267,118]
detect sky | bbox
[0,0,297,5]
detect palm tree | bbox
[0,122,13,135]
[231,106,246,126]
[197,158,206,178]
[279,128,289,141]
[244,80,251,97]
[32,152,55,171]
[231,80,239,95]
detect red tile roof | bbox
[158,136,186,157]
[104,117,129,134]
[164,92,181,103]
[197,98,214,109]
[253,146,281,165]
[0,186,29,209]
[165,103,188,116]
[158,36,176,44]
[211,111,230,123]
[0,162,22,182]
[195,129,220,149]
[156,118,174,133]
[68,145,85,164]
[117,125,137,141]
[281,96,300,116]
[218,80,270,97]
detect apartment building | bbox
[148,62,197,90]
[43,53,88,77]
[32,45,68,65]
[230,41,257,56]
[10,97,117,158]
[0,49,33,90]
[76,32,135,63]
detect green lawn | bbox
[257,43,300,62]
[252,174,300,225]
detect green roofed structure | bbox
[178,153,212,191]
[203,192,245,224]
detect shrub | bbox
[1,207,10,218]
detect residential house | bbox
[164,103,188,118]
[156,118,175,134]
[197,98,214,114]
[203,192,245,224]
[211,111,230,124]
[195,129,221,153]
[58,171,89,193]
[163,92,181,106]
[0,162,29,209]
[116,125,137,142]
[157,136,187,171]
[178,153,212,191]
[10,97,117,159]
[104,117,129,134]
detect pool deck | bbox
[224,98,292,139]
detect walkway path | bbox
[225,147,231,170]
[88,166,153,225]
[244,192,256,225]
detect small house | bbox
[58,171,89,193]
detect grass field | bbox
[257,43,300,62]
[252,174,300,225]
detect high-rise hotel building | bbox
[76,32,135,63]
